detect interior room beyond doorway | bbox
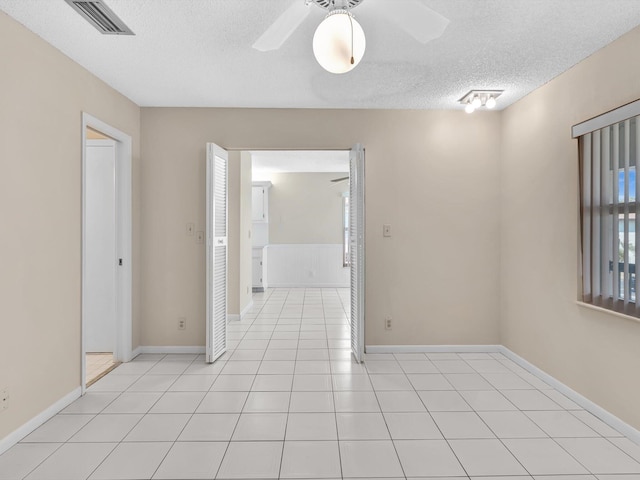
[248,150,351,294]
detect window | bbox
[577,110,640,316]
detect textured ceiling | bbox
[251,150,350,174]
[2,0,640,110]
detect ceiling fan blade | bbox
[252,1,312,52]
[373,0,450,44]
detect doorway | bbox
[240,145,365,362]
[81,113,133,391]
[249,150,351,292]
[205,143,365,363]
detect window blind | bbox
[579,116,640,316]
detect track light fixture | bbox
[459,90,504,113]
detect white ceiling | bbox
[251,150,350,174]
[2,1,640,110]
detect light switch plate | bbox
[196,231,204,244]
[186,223,195,236]
[383,224,392,237]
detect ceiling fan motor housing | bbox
[311,0,364,10]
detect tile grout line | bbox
[326,287,347,480]
[81,353,169,480]
[147,353,212,480]
[361,353,409,480]
[457,354,539,477]
[213,286,272,480]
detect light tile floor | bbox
[2,287,640,479]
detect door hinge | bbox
[118,258,123,266]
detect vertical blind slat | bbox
[635,117,640,311]
[624,120,631,305]
[582,135,592,300]
[612,124,620,304]
[601,127,611,303]
[592,131,602,301]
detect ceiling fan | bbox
[253,0,449,74]
[331,176,349,183]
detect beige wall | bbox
[141,108,502,348]
[264,172,348,245]
[500,26,640,429]
[0,12,140,439]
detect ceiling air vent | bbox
[64,0,134,35]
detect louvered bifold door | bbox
[349,144,365,363]
[206,143,228,363]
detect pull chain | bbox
[348,11,354,64]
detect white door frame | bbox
[81,113,133,393]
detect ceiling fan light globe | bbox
[313,11,366,74]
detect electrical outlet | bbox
[186,223,195,236]
[1,389,8,412]
[383,224,392,237]
[178,318,186,330]
[385,316,392,330]
[196,231,204,244]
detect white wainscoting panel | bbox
[266,244,349,287]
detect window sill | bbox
[576,301,640,324]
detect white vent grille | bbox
[64,1,134,35]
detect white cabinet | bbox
[252,182,271,223]
[252,182,271,291]
[252,247,267,292]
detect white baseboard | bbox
[498,346,640,445]
[366,345,502,354]
[240,300,254,320]
[0,387,81,456]
[228,301,255,323]
[268,283,350,288]
[366,344,640,445]
[134,346,206,355]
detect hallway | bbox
[1,288,639,479]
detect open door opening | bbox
[85,135,118,385]
[205,144,364,365]
[81,114,133,392]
